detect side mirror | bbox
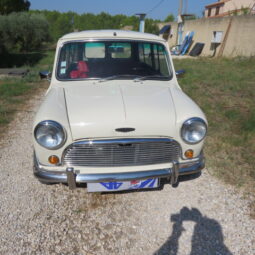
[39,71,52,82]
[175,69,185,78]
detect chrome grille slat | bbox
[64,154,178,159]
[62,138,181,167]
[64,152,175,156]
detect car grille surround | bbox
[62,138,181,167]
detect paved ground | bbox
[0,89,254,255]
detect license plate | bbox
[87,178,158,192]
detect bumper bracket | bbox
[171,161,179,185]
[66,167,76,190]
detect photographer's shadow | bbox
[154,207,233,255]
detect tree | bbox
[0,0,30,15]
[183,15,197,20]
[0,15,6,54]
[53,13,73,39]
[28,10,162,41]
[164,14,175,22]
[0,12,49,52]
[145,18,160,34]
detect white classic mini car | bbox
[33,30,207,192]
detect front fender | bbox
[33,87,73,165]
[169,86,207,157]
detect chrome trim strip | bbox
[76,169,172,183]
[74,138,175,145]
[34,168,171,183]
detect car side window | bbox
[153,44,169,76]
[58,43,82,78]
[139,43,152,67]
[138,43,170,76]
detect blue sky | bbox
[29,0,214,20]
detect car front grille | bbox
[62,138,181,167]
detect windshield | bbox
[56,40,172,81]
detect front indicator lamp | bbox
[48,155,60,165]
[185,149,194,159]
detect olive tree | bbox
[0,12,49,52]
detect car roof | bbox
[59,29,165,42]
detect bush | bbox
[0,12,49,52]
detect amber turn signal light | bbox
[185,149,194,159]
[48,155,60,165]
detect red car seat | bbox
[70,61,89,79]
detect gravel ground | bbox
[0,89,254,255]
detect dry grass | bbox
[174,57,255,216]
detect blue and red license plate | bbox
[87,178,158,192]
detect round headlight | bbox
[34,120,66,149]
[181,118,207,144]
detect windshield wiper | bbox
[97,74,170,83]
[134,75,170,82]
[98,74,139,83]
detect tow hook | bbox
[66,167,77,190]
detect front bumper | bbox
[33,154,205,189]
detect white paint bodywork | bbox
[33,30,207,174]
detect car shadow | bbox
[154,207,233,255]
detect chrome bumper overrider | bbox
[34,154,205,190]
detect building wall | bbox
[223,0,255,13]
[205,0,255,17]
[162,15,255,57]
[205,3,224,18]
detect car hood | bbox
[63,81,176,140]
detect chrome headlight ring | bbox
[181,117,207,144]
[34,120,66,150]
